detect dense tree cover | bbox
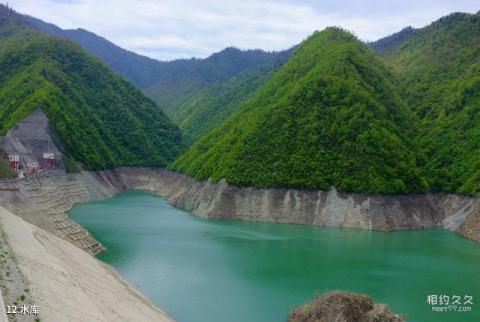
[174,13,480,196]
[20,10,292,111]
[172,28,428,194]
[377,11,480,195]
[18,6,297,145]
[4,4,480,196]
[0,6,184,171]
[23,13,167,88]
[170,52,294,143]
[144,48,293,113]
[368,27,415,55]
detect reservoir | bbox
[70,190,480,322]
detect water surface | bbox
[70,190,480,322]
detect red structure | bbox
[8,154,19,172]
[42,152,55,170]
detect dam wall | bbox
[0,172,110,255]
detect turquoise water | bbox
[70,190,480,322]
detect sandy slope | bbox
[0,205,174,322]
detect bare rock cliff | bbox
[0,167,478,260]
[113,168,480,242]
[1,109,478,251]
[0,109,66,170]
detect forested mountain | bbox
[4,4,480,196]
[23,14,164,88]
[369,27,415,55]
[143,47,292,111]
[22,13,291,115]
[173,12,480,196]
[0,5,183,170]
[377,11,480,195]
[172,28,427,194]
[167,49,294,143]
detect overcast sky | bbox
[6,0,479,61]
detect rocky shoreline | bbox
[115,168,480,242]
[0,167,478,321]
[0,167,478,259]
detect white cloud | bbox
[6,0,480,60]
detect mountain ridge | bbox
[172,28,427,194]
[377,11,480,195]
[22,12,293,103]
[3,5,480,197]
[17,8,295,129]
[0,5,184,171]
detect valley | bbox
[0,3,478,322]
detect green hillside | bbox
[369,27,415,55]
[22,12,291,93]
[172,28,427,194]
[145,47,292,120]
[0,6,184,171]
[171,57,291,143]
[17,7,295,145]
[378,12,480,194]
[4,4,478,196]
